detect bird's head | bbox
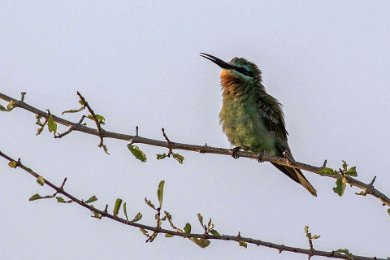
[200,53,262,84]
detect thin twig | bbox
[76,91,107,153]
[162,128,173,156]
[55,115,86,138]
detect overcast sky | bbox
[1,1,389,259]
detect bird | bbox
[200,53,317,196]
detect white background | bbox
[1,1,389,259]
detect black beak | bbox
[200,53,236,70]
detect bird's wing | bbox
[257,91,288,141]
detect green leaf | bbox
[56,197,66,203]
[127,144,147,162]
[113,198,123,216]
[85,195,98,204]
[239,240,248,248]
[131,212,142,223]
[335,248,353,259]
[345,166,357,177]
[190,238,210,248]
[207,218,212,229]
[387,208,390,217]
[209,229,221,236]
[47,115,57,133]
[86,114,105,125]
[95,114,105,125]
[333,176,346,196]
[304,225,309,234]
[165,233,174,238]
[0,104,6,111]
[319,167,335,175]
[29,193,42,201]
[156,153,168,160]
[342,160,348,171]
[37,176,45,186]
[172,153,184,164]
[8,161,18,168]
[123,202,129,220]
[35,115,43,125]
[157,180,165,208]
[197,213,204,226]
[184,223,191,236]
[144,197,156,210]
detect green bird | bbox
[201,53,317,196]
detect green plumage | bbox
[201,53,317,196]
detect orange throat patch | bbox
[220,69,239,90]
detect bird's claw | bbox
[257,152,265,163]
[230,147,240,159]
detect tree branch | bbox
[0,91,389,208]
[0,150,386,260]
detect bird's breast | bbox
[219,96,277,154]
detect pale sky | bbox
[1,1,389,259]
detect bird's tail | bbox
[272,163,317,197]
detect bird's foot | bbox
[257,151,265,163]
[230,146,241,159]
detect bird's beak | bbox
[200,53,236,70]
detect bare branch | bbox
[0,91,389,207]
[0,150,386,260]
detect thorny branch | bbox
[0,150,386,260]
[0,91,389,208]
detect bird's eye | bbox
[236,67,253,77]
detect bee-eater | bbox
[201,53,317,196]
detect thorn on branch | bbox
[136,126,139,137]
[20,92,26,101]
[60,177,67,189]
[356,176,377,196]
[198,143,208,153]
[322,160,327,167]
[369,176,377,186]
